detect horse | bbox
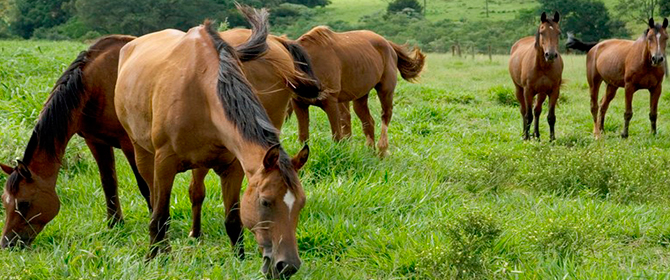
[509,11,563,141]
[0,34,150,249]
[288,26,425,156]
[115,8,313,280]
[566,32,598,53]
[587,18,668,139]
[0,6,319,265]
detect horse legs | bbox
[352,95,375,147]
[339,101,352,139]
[596,84,618,139]
[120,141,152,212]
[216,161,245,259]
[292,99,310,143]
[621,84,636,139]
[189,168,208,238]
[376,79,396,157]
[86,140,123,228]
[533,93,547,140]
[547,88,560,141]
[649,86,662,135]
[322,96,343,141]
[146,149,178,260]
[514,85,527,140]
[523,87,535,140]
[589,77,603,135]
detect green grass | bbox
[314,0,622,24]
[2,40,670,279]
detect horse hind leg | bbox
[322,95,344,141]
[352,94,375,147]
[587,66,603,135]
[292,99,310,143]
[121,140,152,212]
[533,92,547,140]
[376,76,397,157]
[189,168,209,238]
[146,148,178,260]
[547,88,560,141]
[86,140,123,228]
[514,85,527,140]
[522,87,535,140]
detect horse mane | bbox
[298,26,336,46]
[20,35,135,165]
[203,16,300,191]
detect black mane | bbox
[22,50,88,164]
[203,10,300,190]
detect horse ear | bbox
[263,144,281,170]
[553,11,560,23]
[291,145,309,170]
[0,163,13,175]
[663,18,668,29]
[649,18,655,28]
[541,12,547,23]
[16,160,31,180]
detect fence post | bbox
[488,44,492,61]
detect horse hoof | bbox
[620,133,628,139]
[189,230,201,239]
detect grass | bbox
[314,0,622,24]
[1,40,670,279]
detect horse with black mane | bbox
[587,18,668,139]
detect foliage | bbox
[285,0,330,8]
[10,0,73,38]
[614,0,664,24]
[537,0,629,42]
[387,0,423,18]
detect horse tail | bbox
[233,3,270,62]
[277,37,322,99]
[389,41,426,82]
[566,33,597,53]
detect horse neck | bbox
[232,142,269,178]
[630,38,652,68]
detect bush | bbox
[488,85,518,106]
[387,0,423,17]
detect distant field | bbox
[315,0,622,23]
[1,40,670,278]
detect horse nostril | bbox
[276,261,299,277]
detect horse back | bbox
[116,27,222,154]
[588,39,635,87]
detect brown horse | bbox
[115,9,312,280]
[588,18,668,139]
[0,8,319,263]
[289,26,425,156]
[509,12,563,141]
[0,35,150,248]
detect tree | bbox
[660,1,669,17]
[615,0,663,24]
[538,0,628,42]
[285,0,330,8]
[10,0,73,38]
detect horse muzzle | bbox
[544,52,558,62]
[0,232,32,249]
[651,55,665,67]
[261,247,301,279]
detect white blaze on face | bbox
[4,195,9,205]
[283,190,296,219]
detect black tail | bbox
[234,3,270,62]
[566,32,597,53]
[278,38,322,99]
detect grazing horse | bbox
[509,12,563,141]
[588,18,668,139]
[0,35,150,248]
[115,9,313,280]
[289,26,425,156]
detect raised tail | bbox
[277,37,322,99]
[565,32,597,53]
[234,4,270,62]
[389,41,426,82]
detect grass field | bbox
[314,0,621,23]
[2,40,670,279]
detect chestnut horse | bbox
[289,26,425,156]
[588,18,668,139]
[0,35,148,248]
[509,12,563,141]
[115,9,312,280]
[0,8,319,262]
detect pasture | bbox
[1,40,670,279]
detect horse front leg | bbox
[216,160,245,259]
[533,92,547,140]
[322,96,343,141]
[523,87,535,141]
[621,84,636,139]
[649,85,662,135]
[547,88,560,141]
[86,140,123,227]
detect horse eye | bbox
[260,199,271,208]
[17,201,30,211]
